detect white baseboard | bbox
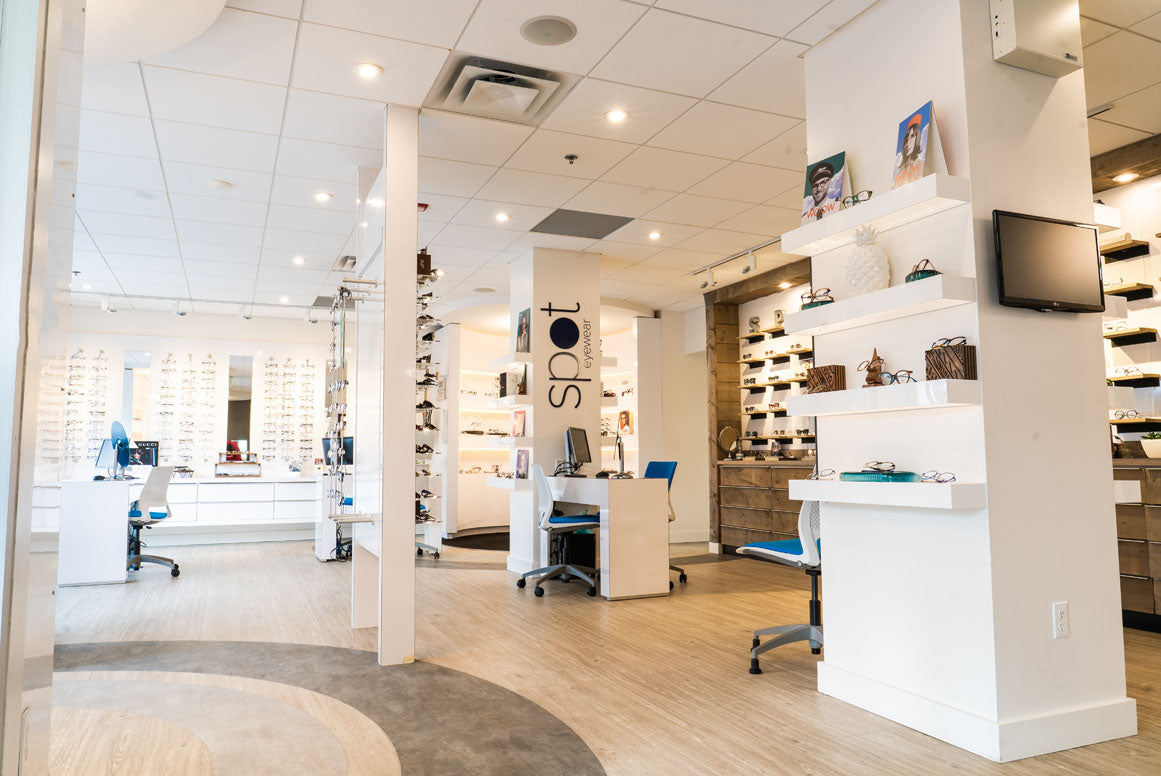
[145,521,315,546]
[817,662,1137,762]
[708,541,721,554]
[507,554,533,574]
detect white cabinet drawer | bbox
[275,481,318,501]
[273,499,320,520]
[167,483,199,504]
[31,506,59,529]
[198,482,274,502]
[162,503,197,523]
[197,501,274,523]
[32,487,60,507]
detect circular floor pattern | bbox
[55,641,605,776]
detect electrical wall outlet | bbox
[1052,601,1070,639]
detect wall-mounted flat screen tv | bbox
[994,209,1103,313]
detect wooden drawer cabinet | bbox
[1150,543,1161,579]
[1146,506,1161,542]
[1155,580,1161,616]
[721,526,772,547]
[1119,540,1150,577]
[720,486,773,509]
[1117,504,1147,540]
[1141,469,1161,505]
[1121,575,1154,613]
[1113,467,1142,481]
[720,506,772,531]
[771,510,798,533]
[720,466,772,488]
[770,467,814,488]
[718,463,806,548]
[769,489,800,512]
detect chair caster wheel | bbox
[171,567,180,577]
[811,647,821,655]
[669,580,674,590]
[433,552,440,559]
[679,573,687,583]
[587,586,597,596]
[749,659,762,675]
[516,578,526,588]
[417,547,423,557]
[534,586,545,597]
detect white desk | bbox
[58,481,131,585]
[547,476,670,600]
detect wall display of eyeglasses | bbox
[35,355,69,478]
[59,347,113,467]
[257,354,320,467]
[599,336,638,475]
[150,351,222,467]
[416,265,444,557]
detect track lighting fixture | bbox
[305,308,318,324]
[700,268,715,290]
[741,250,756,275]
[173,300,188,317]
[240,305,252,320]
[102,297,118,314]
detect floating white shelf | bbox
[487,395,530,409]
[784,274,976,337]
[788,379,982,417]
[789,479,987,509]
[780,174,972,256]
[487,437,522,448]
[485,476,531,491]
[487,352,533,371]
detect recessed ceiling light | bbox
[778,281,792,289]
[495,212,510,223]
[474,287,495,294]
[81,283,93,291]
[355,62,383,79]
[1112,172,1139,183]
[521,16,577,46]
[647,230,661,240]
[314,191,334,203]
[606,109,628,123]
[279,296,289,304]
[292,256,305,266]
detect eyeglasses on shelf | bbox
[840,190,873,208]
[921,470,957,483]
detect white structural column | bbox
[378,105,418,665]
[799,0,1134,761]
[634,317,663,468]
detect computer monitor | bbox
[322,436,354,466]
[95,439,116,469]
[564,427,591,469]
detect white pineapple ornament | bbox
[846,225,891,296]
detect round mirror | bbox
[717,426,739,457]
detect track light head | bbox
[741,250,756,275]
[699,267,715,290]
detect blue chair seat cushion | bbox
[547,514,598,526]
[745,538,805,556]
[129,509,168,519]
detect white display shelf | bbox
[1108,385,1135,408]
[789,479,987,509]
[487,437,525,448]
[487,352,533,371]
[784,274,976,337]
[487,395,530,409]
[788,379,982,417]
[486,477,531,491]
[1103,295,1128,320]
[780,174,972,256]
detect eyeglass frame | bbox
[840,189,873,208]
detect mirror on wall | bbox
[227,355,252,458]
[123,350,151,440]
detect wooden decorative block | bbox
[806,364,845,393]
[925,344,977,380]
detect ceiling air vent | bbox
[333,254,356,272]
[424,54,578,125]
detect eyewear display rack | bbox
[322,286,355,561]
[415,268,443,558]
[737,311,817,456]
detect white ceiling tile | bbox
[648,102,799,159]
[73,230,97,251]
[419,157,498,198]
[103,252,183,271]
[608,263,687,284]
[425,245,501,268]
[227,1,301,18]
[451,200,554,231]
[120,282,190,297]
[95,235,180,257]
[254,292,316,306]
[1079,0,1161,27]
[74,184,171,217]
[417,193,470,223]
[642,193,749,227]
[601,146,728,191]
[419,111,533,167]
[1079,31,1161,108]
[184,241,262,263]
[263,228,347,254]
[291,23,449,105]
[176,220,264,247]
[302,0,476,48]
[154,120,279,172]
[676,228,766,255]
[656,0,824,37]
[590,9,773,98]
[163,161,273,202]
[456,0,647,73]
[600,278,653,298]
[638,247,720,270]
[144,8,297,84]
[1087,118,1150,155]
[428,264,478,282]
[431,223,521,251]
[122,269,189,286]
[541,78,697,145]
[462,268,512,286]
[785,0,878,45]
[688,161,803,203]
[275,138,382,182]
[716,204,800,236]
[78,110,157,158]
[266,204,355,235]
[189,285,254,302]
[283,90,384,150]
[708,40,808,117]
[80,63,149,116]
[169,193,268,227]
[418,220,443,248]
[504,233,597,252]
[260,248,337,269]
[185,259,261,279]
[258,265,330,285]
[659,298,703,313]
[80,211,176,240]
[77,151,166,190]
[1100,82,1161,133]
[766,183,803,210]
[474,169,589,208]
[588,241,662,262]
[143,67,286,135]
[562,181,676,218]
[268,176,357,212]
[505,129,636,180]
[625,285,688,309]
[1081,16,1118,46]
[742,121,807,171]
[603,219,702,247]
[1132,12,1161,39]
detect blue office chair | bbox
[127,465,180,577]
[516,464,599,597]
[644,461,686,588]
[735,500,821,674]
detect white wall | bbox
[660,310,709,542]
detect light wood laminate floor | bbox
[56,541,1161,775]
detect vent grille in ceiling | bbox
[332,254,356,272]
[423,54,579,125]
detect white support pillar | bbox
[378,105,418,666]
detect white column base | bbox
[506,554,534,574]
[709,541,722,555]
[817,662,1137,762]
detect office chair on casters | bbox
[643,461,686,589]
[127,465,180,577]
[735,500,822,674]
[516,465,600,597]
